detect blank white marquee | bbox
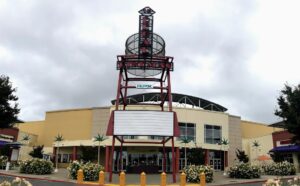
[114,111,174,136]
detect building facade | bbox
[16,93,283,173]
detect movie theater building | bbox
[17,93,244,173]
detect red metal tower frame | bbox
[106,7,179,183]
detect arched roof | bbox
[111,92,227,112]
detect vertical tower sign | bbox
[138,7,155,58]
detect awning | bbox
[0,141,8,146]
[270,145,300,152]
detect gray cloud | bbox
[0,0,288,124]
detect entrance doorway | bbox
[209,151,224,171]
[112,147,173,173]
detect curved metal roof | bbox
[111,92,227,112]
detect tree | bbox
[252,140,261,159]
[93,133,107,165]
[0,75,20,128]
[180,137,191,168]
[29,145,44,158]
[79,146,97,162]
[54,134,64,172]
[235,149,249,163]
[275,84,300,143]
[187,148,205,165]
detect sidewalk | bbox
[0,169,299,185]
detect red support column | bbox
[160,81,164,111]
[115,70,123,110]
[105,146,110,172]
[204,149,209,165]
[72,146,77,161]
[171,137,176,183]
[167,70,172,111]
[123,81,128,110]
[109,136,115,182]
[53,147,57,163]
[176,147,180,172]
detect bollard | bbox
[161,172,166,186]
[99,171,105,185]
[200,172,206,186]
[140,172,146,186]
[120,171,126,186]
[77,169,84,184]
[180,172,186,186]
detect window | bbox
[122,136,137,139]
[178,122,196,142]
[149,136,163,140]
[204,125,221,144]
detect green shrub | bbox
[227,163,261,179]
[183,165,213,183]
[67,161,104,181]
[19,158,53,175]
[262,161,296,176]
[0,156,8,168]
[67,160,81,180]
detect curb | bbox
[0,171,76,184]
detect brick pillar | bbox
[105,146,110,171]
[53,147,57,162]
[72,146,77,161]
[204,149,209,165]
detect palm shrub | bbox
[227,163,261,179]
[29,145,44,158]
[183,165,213,183]
[20,158,53,175]
[235,149,249,163]
[93,133,107,165]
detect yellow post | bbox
[120,171,126,186]
[77,169,83,184]
[180,172,186,186]
[161,172,166,186]
[140,172,146,186]
[200,172,206,186]
[99,171,105,185]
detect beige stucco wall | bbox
[17,121,45,145]
[228,115,242,166]
[241,120,282,139]
[43,109,93,147]
[174,107,229,150]
[91,107,111,137]
[242,134,274,161]
[18,106,233,162]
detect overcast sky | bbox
[1,0,299,124]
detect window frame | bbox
[204,124,222,144]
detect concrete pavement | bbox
[0,169,299,185]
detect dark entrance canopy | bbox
[270,145,300,152]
